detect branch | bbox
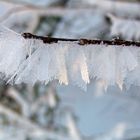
[22,33,140,47]
[1,25,140,90]
[1,0,140,23]
[82,0,140,18]
[107,14,140,41]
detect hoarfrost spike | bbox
[0,25,140,91]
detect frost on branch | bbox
[0,25,140,91]
[109,15,140,41]
[82,0,140,18]
[0,26,28,79]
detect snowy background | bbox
[0,0,140,140]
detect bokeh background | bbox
[0,0,140,140]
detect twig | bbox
[22,32,140,47]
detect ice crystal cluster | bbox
[0,25,140,91]
[110,16,140,41]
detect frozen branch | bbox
[1,0,140,24]
[108,14,140,41]
[0,4,94,22]
[1,25,140,91]
[22,32,140,47]
[82,0,140,18]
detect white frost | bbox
[0,25,140,91]
[110,16,140,41]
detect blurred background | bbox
[0,0,140,140]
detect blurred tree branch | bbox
[0,103,74,140]
[1,0,140,24]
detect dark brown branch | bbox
[22,33,140,47]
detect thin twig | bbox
[22,32,140,47]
